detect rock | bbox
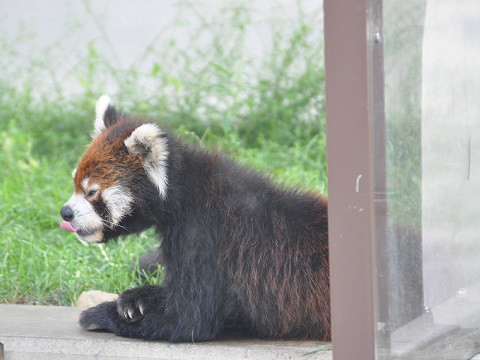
[76,290,119,309]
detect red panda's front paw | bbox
[117,286,157,322]
[79,301,118,331]
[117,294,144,323]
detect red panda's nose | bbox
[60,205,74,222]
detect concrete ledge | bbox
[0,305,332,360]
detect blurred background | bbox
[0,0,326,306]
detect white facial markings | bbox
[67,174,132,242]
[92,94,112,137]
[64,194,104,237]
[71,167,77,179]
[90,184,100,192]
[124,123,169,199]
[86,184,100,198]
[78,230,104,244]
[102,185,133,225]
[81,177,90,192]
[80,178,100,197]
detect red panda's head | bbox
[60,95,169,243]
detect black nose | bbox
[60,205,74,222]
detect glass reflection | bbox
[376,1,480,358]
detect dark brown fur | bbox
[74,110,330,342]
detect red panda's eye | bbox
[86,190,97,198]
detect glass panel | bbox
[376,1,480,358]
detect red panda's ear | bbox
[92,95,119,138]
[124,123,169,198]
[124,124,165,156]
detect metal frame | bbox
[324,0,382,358]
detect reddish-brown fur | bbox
[74,120,140,193]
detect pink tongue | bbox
[60,221,77,233]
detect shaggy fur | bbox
[64,97,330,342]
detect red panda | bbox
[60,95,330,342]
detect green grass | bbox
[0,2,327,306]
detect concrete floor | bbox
[0,304,332,360]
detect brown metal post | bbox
[324,0,379,358]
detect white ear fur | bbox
[102,185,133,225]
[92,95,112,137]
[124,124,169,199]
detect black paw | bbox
[79,301,118,331]
[117,286,155,323]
